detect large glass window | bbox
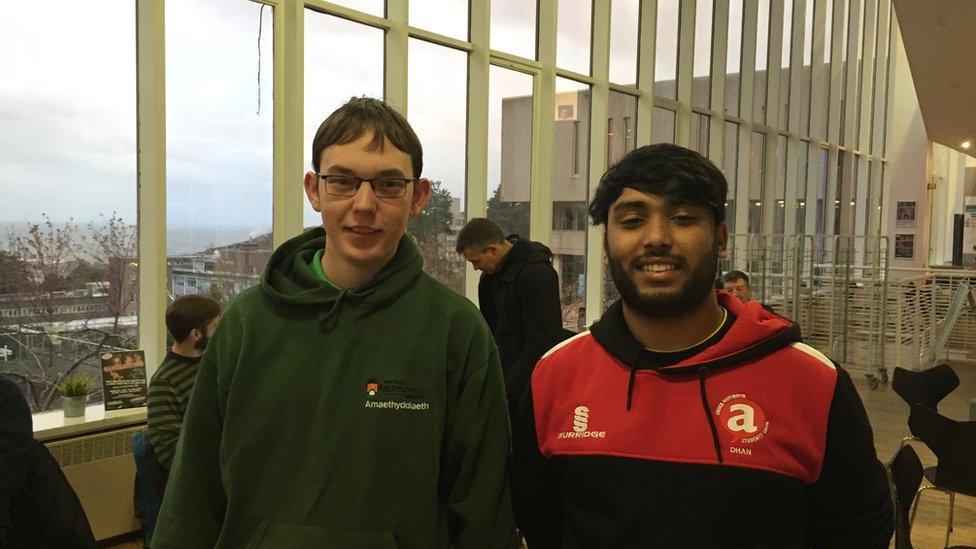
[753,0,771,124]
[692,0,714,110]
[725,0,744,116]
[749,132,766,232]
[407,40,467,294]
[328,0,383,17]
[801,0,814,135]
[609,0,640,87]
[655,0,681,100]
[303,12,384,228]
[602,91,638,310]
[491,0,537,60]
[557,0,592,75]
[817,0,834,138]
[775,135,788,234]
[488,66,533,238]
[796,142,811,233]
[691,112,711,155]
[724,122,740,232]
[652,107,677,144]
[551,78,591,332]
[0,1,138,411]
[166,0,273,305]
[410,0,467,41]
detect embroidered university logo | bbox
[365,379,380,396]
[714,393,769,456]
[557,405,606,439]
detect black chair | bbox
[907,403,976,548]
[892,364,960,447]
[889,444,924,549]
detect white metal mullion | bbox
[783,0,806,236]
[674,0,696,147]
[825,0,844,146]
[384,0,408,112]
[871,0,890,159]
[805,0,827,234]
[762,0,784,234]
[709,0,728,168]
[531,0,556,244]
[734,0,758,235]
[273,0,305,248]
[136,0,167,376]
[464,0,490,303]
[304,0,391,28]
[585,0,611,326]
[858,0,877,155]
[635,0,657,147]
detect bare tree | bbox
[0,213,137,412]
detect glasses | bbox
[317,174,416,199]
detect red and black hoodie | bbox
[512,292,893,548]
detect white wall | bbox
[884,13,930,270]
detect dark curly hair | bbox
[588,144,727,226]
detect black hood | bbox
[493,235,554,283]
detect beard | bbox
[608,245,719,320]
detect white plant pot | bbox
[62,395,88,418]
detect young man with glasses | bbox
[154,98,516,548]
[512,144,892,548]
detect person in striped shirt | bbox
[147,295,221,472]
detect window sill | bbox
[32,404,147,442]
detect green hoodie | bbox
[154,228,516,549]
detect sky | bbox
[1,0,812,242]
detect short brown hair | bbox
[166,295,221,343]
[455,218,506,254]
[311,97,423,177]
[722,270,750,288]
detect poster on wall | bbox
[100,350,148,410]
[896,201,917,227]
[894,234,916,259]
[964,197,976,269]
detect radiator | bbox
[45,426,145,541]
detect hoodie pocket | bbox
[246,521,398,549]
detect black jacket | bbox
[0,378,95,548]
[478,236,563,418]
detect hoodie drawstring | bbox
[625,366,637,411]
[318,290,349,332]
[698,367,723,464]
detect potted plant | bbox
[57,374,94,418]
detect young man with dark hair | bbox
[456,217,563,419]
[154,98,515,548]
[147,294,222,471]
[512,144,892,548]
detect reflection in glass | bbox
[303,12,383,228]
[749,132,766,233]
[408,40,467,294]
